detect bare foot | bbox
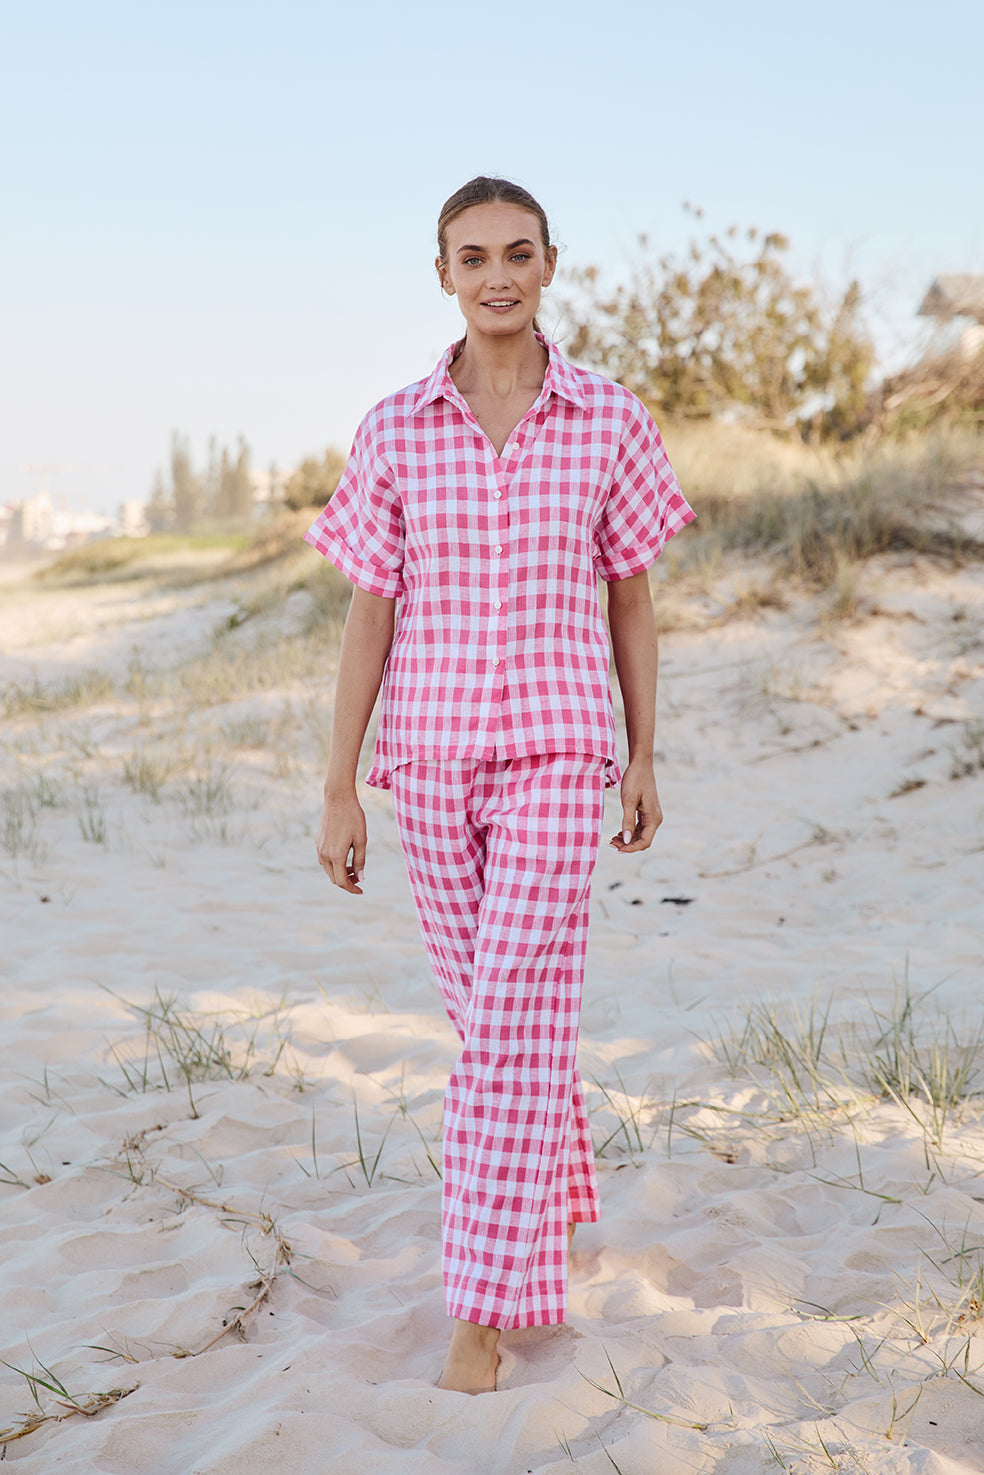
[437,1318,500,1394]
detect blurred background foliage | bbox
[147,432,255,532]
[144,213,983,535]
[283,448,347,511]
[561,209,874,440]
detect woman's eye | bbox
[460,253,531,267]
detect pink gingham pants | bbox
[390,753,605,1330]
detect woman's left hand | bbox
[610,759,663,852]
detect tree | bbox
[209,435,253,519]
[285,448,347,510]
[145,468,172,532]
[170,430,204,531]
[226,436,253,519]
[561,211,874,436]
[204,433,222,517]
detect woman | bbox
[306,176,694,1395]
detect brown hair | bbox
[437,176,553,334]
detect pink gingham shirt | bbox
[304,332,695,790]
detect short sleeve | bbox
[303,411,404,598]
[593,396,695,582]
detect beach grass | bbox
[103,986,296,1116]
[33,532,252,585]
[654,421,984,612]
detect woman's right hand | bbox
[316,788,368,895]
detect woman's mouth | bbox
[482,300,519,313]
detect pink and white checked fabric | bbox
[304,333,694,790]
[390,753,606,1330]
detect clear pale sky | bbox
[3,0,982,514]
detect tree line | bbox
[147,432,255,532]
[146,435,349,527]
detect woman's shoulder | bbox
[355,374,432,440]
[554,348,655,427]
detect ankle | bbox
[449,1318,499,1348]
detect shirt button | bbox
[508,442,519,453]
[493,601,501,610]
[492,657,500,667]
[494,544,502,555]
[493,490,502,499]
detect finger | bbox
[351,835,367,885]
[327,851,361,894]
[622,803,663,851]
[629,819,659,851]
[608,799,641,849]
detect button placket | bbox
[487,427,526,687]
[490,454,510,674]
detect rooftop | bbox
[918,274,984,322]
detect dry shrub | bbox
[225,509,315,571]
[881,344,984,433]
[657,421,984,589]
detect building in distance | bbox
[918,274,984,360]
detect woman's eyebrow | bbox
[455,238,536,255]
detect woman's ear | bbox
[542,244,558,289]
[435,258,455,296]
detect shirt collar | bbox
[410,330,587,416]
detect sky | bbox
[2,0,983,516]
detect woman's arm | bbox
[606,570,663,852]
[316,585,396,894]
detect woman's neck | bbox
[449,326,548,400]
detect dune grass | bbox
[0,1357,137,1444]
[2,669,115,720]
[581,975,984,1181]
[34,532,252,585]
[656,422,984,594]
[712,977,984,1121]
[103,986,299,1117]
[0,786,46,864]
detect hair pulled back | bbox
[437,175,552,264]
[437,176,553,336]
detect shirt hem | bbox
[366,751,622,790]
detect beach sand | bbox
[1,543,983,1473]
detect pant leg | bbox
[392,753,605,1331]
[563,902,602,1226]
[391,758,599,1229]
[388,761,484,1041]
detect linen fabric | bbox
[390,753,606,1330]
[304,333,694,791]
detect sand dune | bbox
[1,547,983,1472]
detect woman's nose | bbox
[486,262,513,287]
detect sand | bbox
[1,544,983,1473]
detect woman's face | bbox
[437,201,557,338]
